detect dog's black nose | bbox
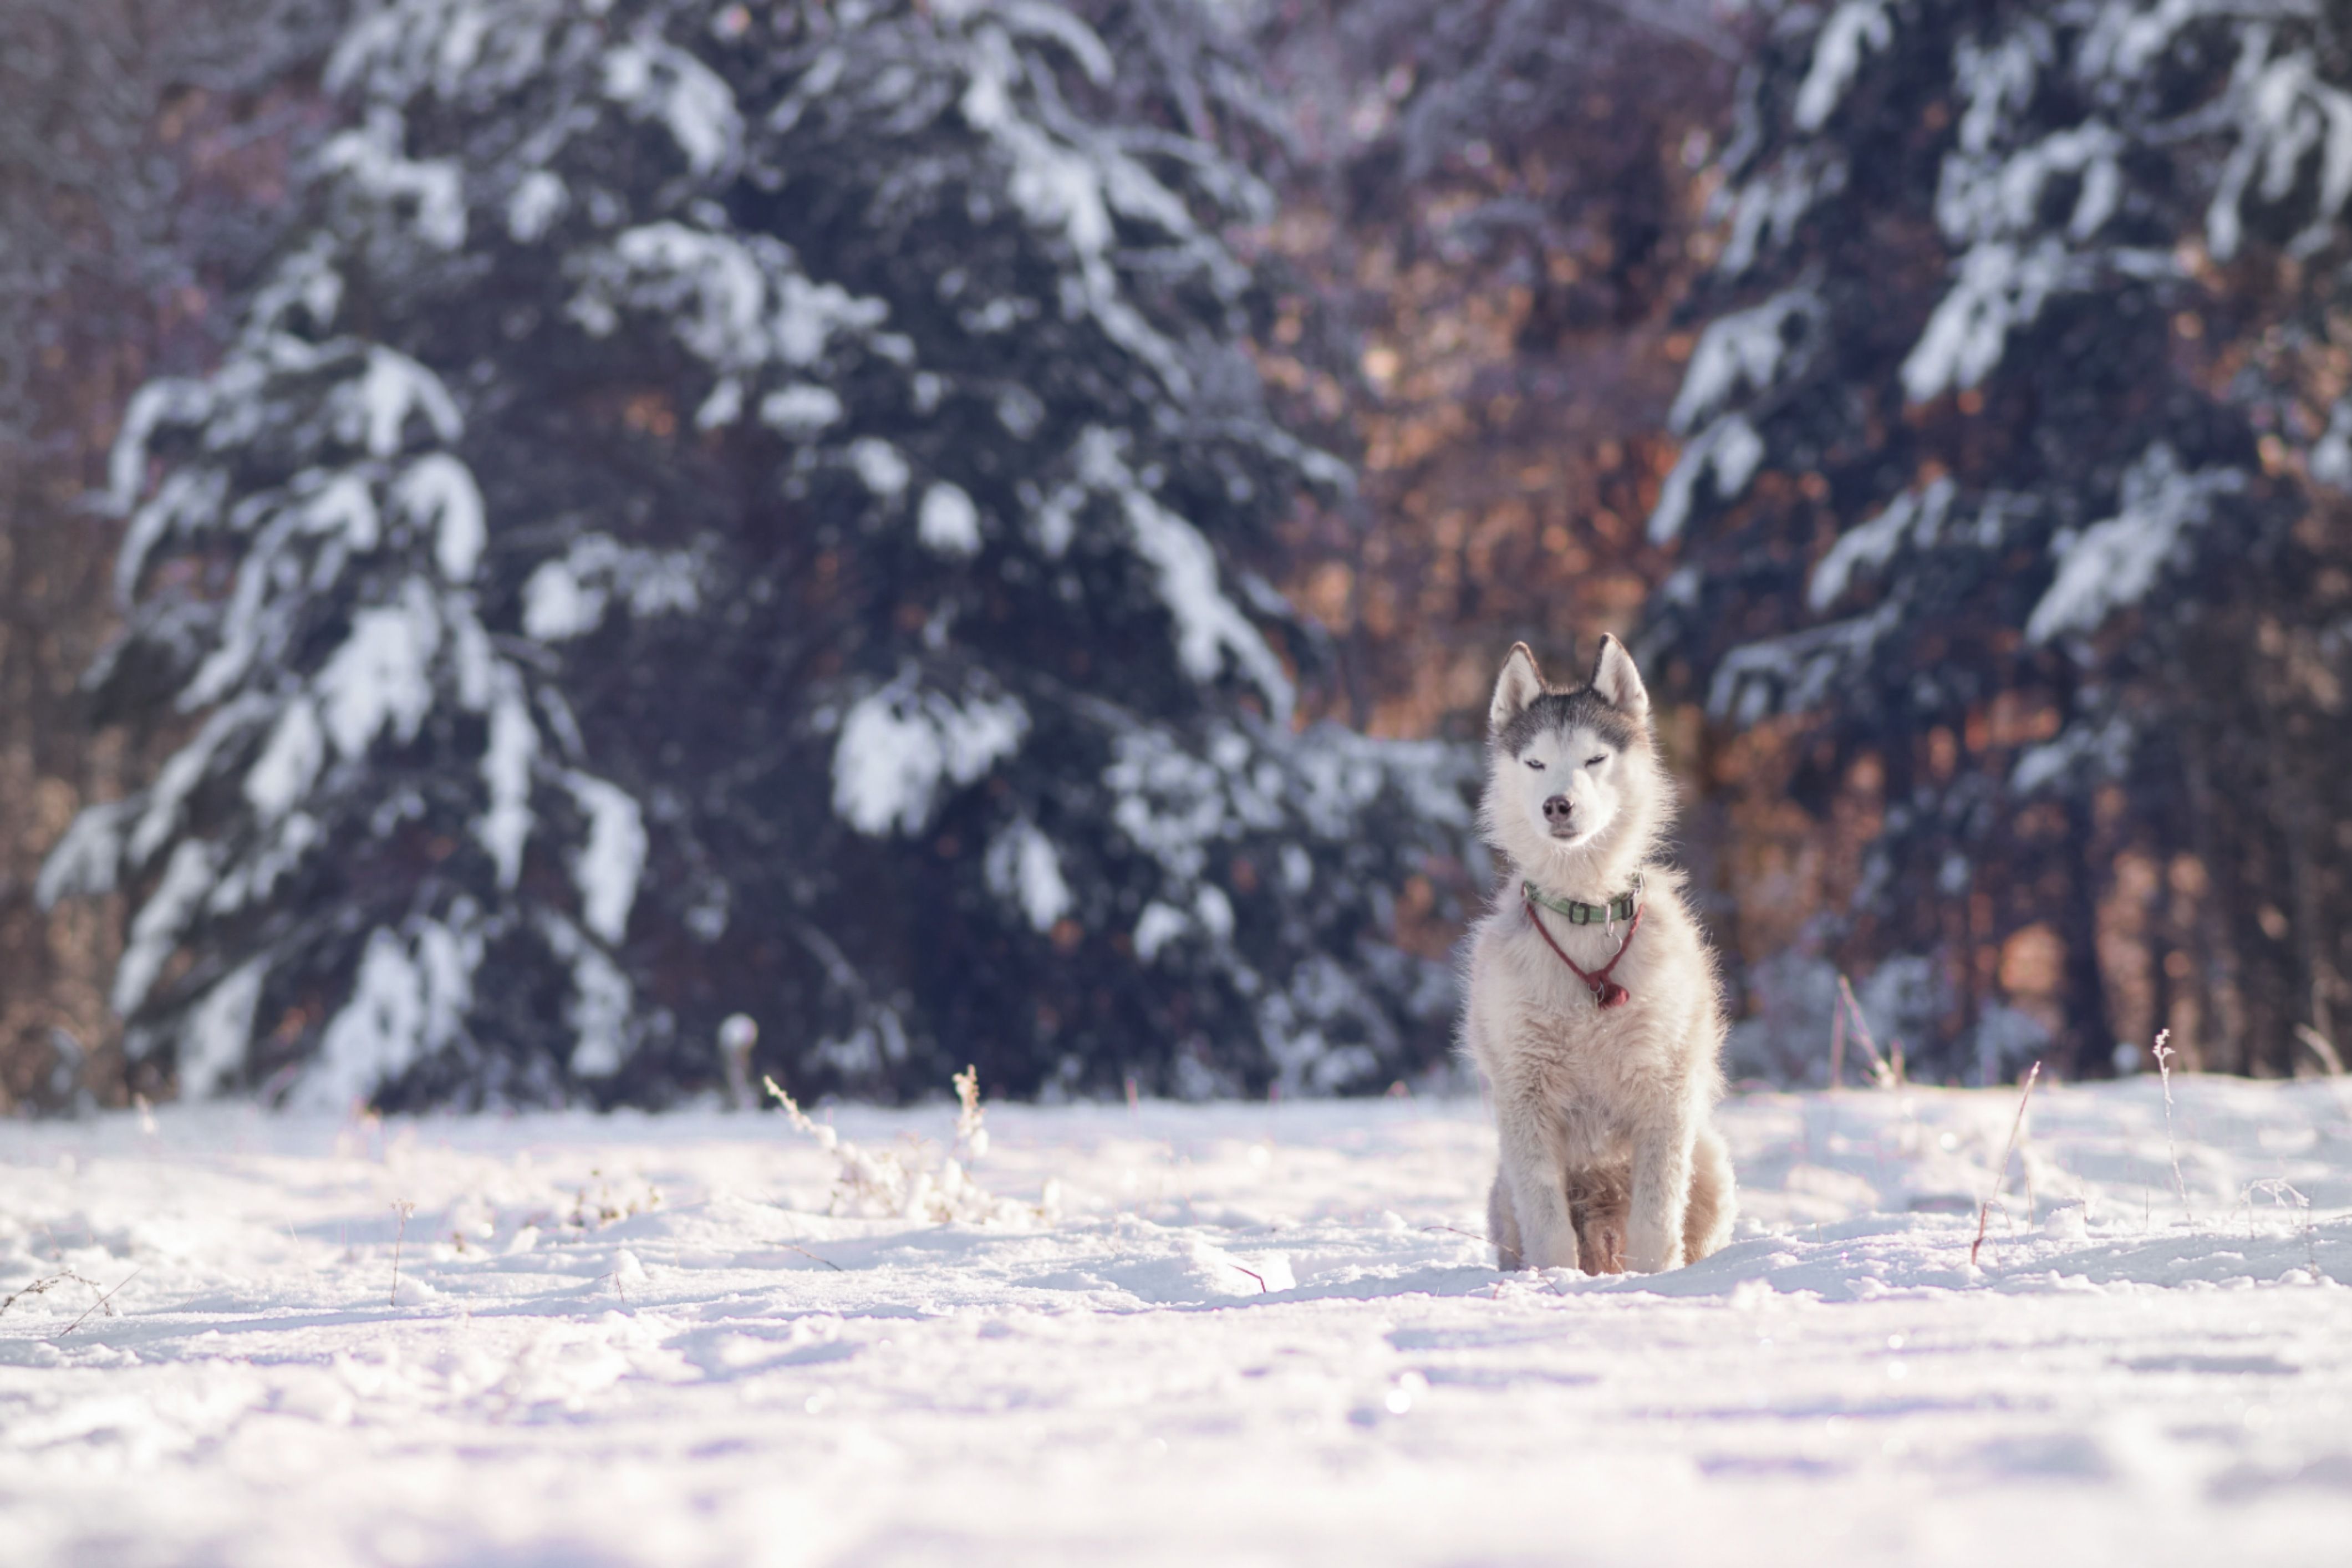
[1542,794,1574,823]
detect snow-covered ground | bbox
[5,1076,2350,1566]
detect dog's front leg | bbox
[1494,1097,1578,1271]
[1625,1118,1694,1274]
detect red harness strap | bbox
[1524,895,1642,1009]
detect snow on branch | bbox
[603,37,744,177]
[1793,1,1891,133]
[831,674,1032,838]
[1808,476,1956,611]
[1669,288,1819,434]
[1647,415,1764,544]
[2027,443,2246,645]
[319,107,467,251]
[2206,24,2352,260]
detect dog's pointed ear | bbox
[1589,634,1650,719]
[1490,643,1544,735]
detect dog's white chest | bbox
[1468,903,1703,1087]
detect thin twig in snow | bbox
[1422,1223,1524,1268]
[54,1267,140,1340]
[1972,1061,2043,1268]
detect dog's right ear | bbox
[1490,643,1544,735]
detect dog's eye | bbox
[1524,758,1545,771]
[1586,754,1608,768]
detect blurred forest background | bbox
[2,0,2348,1114]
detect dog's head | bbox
[1483,636,1666,876]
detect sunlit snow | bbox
[6,1080,2346,1565]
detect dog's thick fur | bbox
[1460,637,1735,1274]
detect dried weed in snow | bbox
[765,1068,1058,1225]
[1972,1060,2042,1268]
[2154,1027,2192,1218]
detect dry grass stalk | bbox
[1828,990,1846,1093]
[1422,1222,1522,1267]
[1834,975,1900,1089]
[389,1199,416,1306]
[2152,1027,2191,1219]
[1,1269,106,1318]
[1972,1061,2043,1268]
[2239,1179,2324,1279]
[2295,1024,2345,1077]
[782,1243,843,1272]
[951,1065,989,1163]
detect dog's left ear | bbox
[1589,634,1650,719]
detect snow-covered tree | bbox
[44,0,1475,1108]
[1642,1,2352,1078]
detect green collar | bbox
[1523,873,1644,927]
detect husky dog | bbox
[1461,637,1735,1274]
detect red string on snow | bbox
[1524,893,1643,1009]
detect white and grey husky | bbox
[1460,637,1735,1275]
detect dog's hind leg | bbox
[1681,1124,1737,1264]
[1487,1169,1527,1271]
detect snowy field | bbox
[5,1077,2351,1567]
